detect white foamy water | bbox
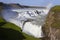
[23,22,44,38]
[2,8,50,38]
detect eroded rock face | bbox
[42,6,60,40]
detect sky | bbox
[0,0,60,6]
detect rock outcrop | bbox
[42,6,60,40]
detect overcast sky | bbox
[0,0,60,6]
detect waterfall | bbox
[2,8,50,38]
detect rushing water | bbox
[2,8,50,38]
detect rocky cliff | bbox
[42,6,60,40]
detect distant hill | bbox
[0,2,46,9]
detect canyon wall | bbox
[42,6,60,40]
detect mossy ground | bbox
[51,6,60,28]
[0,17,41,40]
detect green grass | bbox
[51,6,60,28]
[0,17,40,40]
[51,5,60,12]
